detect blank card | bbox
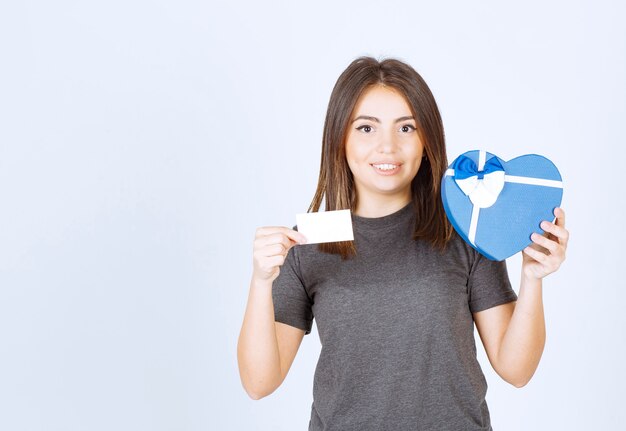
[296,210,354,244]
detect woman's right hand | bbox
[252,227,308,283]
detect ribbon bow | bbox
[453,155,505,208]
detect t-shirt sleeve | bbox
[467,250,518,313]
[271,237,314,335]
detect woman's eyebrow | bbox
[351,115,415,123]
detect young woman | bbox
[237,56,569,430]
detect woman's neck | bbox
[353,195,412,218]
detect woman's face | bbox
[345,85,425,207]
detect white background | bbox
[1,0,624,429]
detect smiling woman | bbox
[307,57,453,260]
[345,85,425,217]
[237,56,568,431]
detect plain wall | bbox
[0,0,624,429]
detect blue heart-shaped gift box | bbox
[441,150,563,261]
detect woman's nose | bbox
[376,131,398,153]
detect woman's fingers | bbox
[540,219,569,247]
[255,234,289,253]
[522,207,569,278]
[530,232,559,254]
[252,226,308,283]
[265,243,288,258]
[255,226,308,244]
[554,207,566,228]
[550,207,569,245]
[523,245,549,263]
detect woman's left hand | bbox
[522,207,569,280]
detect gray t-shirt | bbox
[272,202,518,430]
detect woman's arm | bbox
[475,274,545,387]
[237,278,305,399]
[237,227,308,400]
[474,207,569,387]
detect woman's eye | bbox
[401,125,416,133]
[356,125,372,133]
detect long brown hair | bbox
[308,56,453,259]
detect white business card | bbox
[296,209,354,244]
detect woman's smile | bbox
[370,162,402,175]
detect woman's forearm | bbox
[497,272,546,387]
[237,278,282,399]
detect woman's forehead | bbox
[352,85,413,119]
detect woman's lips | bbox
[371,163,401,176]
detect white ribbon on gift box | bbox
[445,150,564,246]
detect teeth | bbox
[373,164,398,170]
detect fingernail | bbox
[300,236,308,244]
